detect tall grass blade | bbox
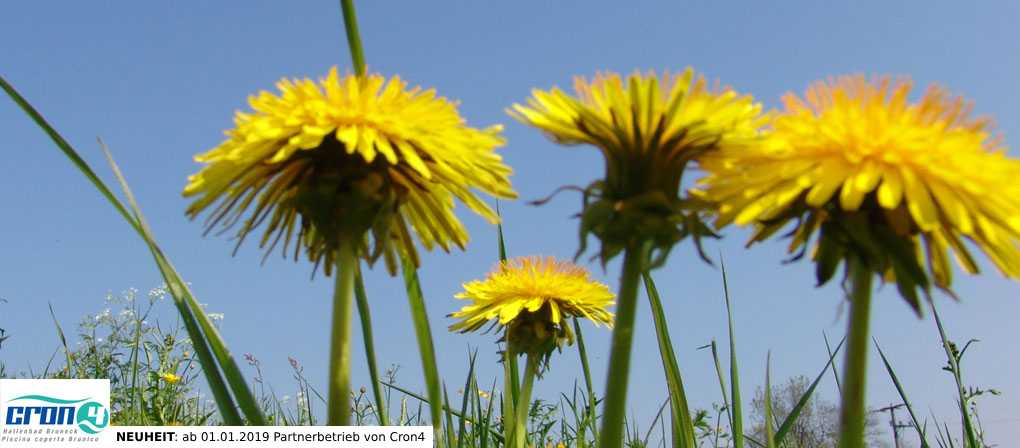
[720,256,744,448]
[763,353,775,448]
[47,303,73,375]
[823,331,842,398]
[354,268,388,425]
[930,300,978,448]
[495,202,520,408]
[129,317,143,415]
[0,77,248,424]
[874,339,930,448]
[702,340,732,435]
[99,140,265,425]
[479,379,498,448]
[642,272,696,447]
[443,385,456,448]
[382,381,504,443]
[0,77,137,232]
[401,259,444,441]
[456,351,478,448]
[774,337,845,443]
[573,317,599,444]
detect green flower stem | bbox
[838,257,874,448]
[502,345,517,448]
[339,0,366,76]
[327,242,357,425]
[598,243,647,448]
[354,268,388,425]
[513,354,540,448]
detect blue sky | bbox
[2,1,1018,444]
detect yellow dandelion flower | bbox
[160,372,182,385]
[510,70,766,264]
[698,75,1020,447]
[184,67,516,274]
[699,75,1020,307]
[449,256,614,356]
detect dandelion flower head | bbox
[449,256,614,358]
[698,75,1020,309]
[510,70,767,265]
[184,67,516,274]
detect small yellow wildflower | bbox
[450,256,614,358]
[160,372,182,385]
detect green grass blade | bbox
[479,379,498,448]
[823,331,843,398]
[875,339,931,448]
[100,141,265,425]
[642,272,696,447]
[382,381,504,443]
[930,300,978,448]
[775,337,845,442]
[456,351,478,448]
[443,385,456,448]
[0,76,138,233]
[0,77,246,425]
[720,257,744,448]
[573,317,599,443]
[401,259,444,441]
[704,340,732,435]
[495,202,520,410]
[129,317,143,416]
[354,268,389,425]
[47,303,73,376]
[764,353,775,448]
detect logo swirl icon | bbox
[75,401,110,434]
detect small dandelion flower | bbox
[511,70,766,265]
[160,372,182,385]
[449,256,614,361]
[184,67,516,274]
[698,75,1020,308]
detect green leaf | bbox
[643,272,696,447]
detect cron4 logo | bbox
[5,395,109,434]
